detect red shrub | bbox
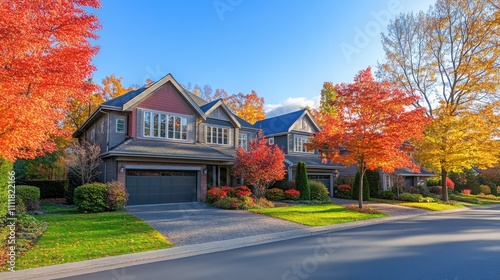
[461,189,471,196]
[446,177,455,189]
[430,186,442,194]
[206,187,227,204]
[284,189,300,200]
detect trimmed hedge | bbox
[295,161,310,200]
[74,183,107,213]
[24,180,67,198]
[265,188,285,201]
[309,181,330,202]
[16,185,41,211]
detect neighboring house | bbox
[74,74,341,205]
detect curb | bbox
[2,205,479,280]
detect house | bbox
[74,74,341,205]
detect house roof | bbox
[394,167,435,177]
[234,115,256,129]
[254,109,320,136]
[199,99,220,113]
[102,139,234,161]
[189,93,209,106]
[285,154,343,169]
[101,87,148,108]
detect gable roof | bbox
[200,99,242,129]
[101,87,148,108]
[254,109,320,136]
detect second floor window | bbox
[239,133,248,150]
[206,126,228,145]
[143,111,188,140]
[294,136,312,153]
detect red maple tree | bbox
[0,0,101,161]
[309,67,428,208]
[232,130,286,197]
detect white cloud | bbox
[265,96,320,117]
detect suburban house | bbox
[73,74,342,205]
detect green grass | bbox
[250,204,387,226]
[13,203,172,270]
[369,198,465,211]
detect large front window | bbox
[207,126,228,145]
[143,111,188,140]
[239,133,248,150]
[294,136,312,153]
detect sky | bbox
[91,0,436,117]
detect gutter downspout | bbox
[99,108,110,182]
[284,159,294,182]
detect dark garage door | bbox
[126,170,197,205]
[308,174,331,194]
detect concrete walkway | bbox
[331,197,429,216]
[126,202,306,246]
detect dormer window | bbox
[206,126,228,145]
[268,137,274,145]
[143,111,187,140]
[294,136,312,153]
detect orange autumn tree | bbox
[0,0,101,161]
[309,68,428,208]
[225,91,266,124]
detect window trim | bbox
[206,125,229,145]
[294,135,313,153]
[116,118,126,133]
[142,110,188,141]
[239,133,248,150]
[268,137,274,145]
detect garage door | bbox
[126,170,197,205]
[308,174,331,194]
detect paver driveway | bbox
[127,203,306,246]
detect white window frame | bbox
[294,136,313,153]
[143,110,188,141]
[239,133,248,150]
[206,126,229,145]
[268,137,274,145]
[116,118,125,133]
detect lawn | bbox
[369,198,465,211]
[250,204,387,226]
[12,202,172,270]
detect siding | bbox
[274,135,288,154]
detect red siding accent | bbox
[137,82,194,115]
[129,109,136,138]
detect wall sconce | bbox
[120,164,125,173]
[203,168,207,175]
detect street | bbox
[61,205,500,280]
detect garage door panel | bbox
[126,170,197,205]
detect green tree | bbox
[352,171,370,201]
[366,169,380,197]
[295,162,310,200]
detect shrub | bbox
[430,186,442,194]
[284,189,300,200]
[366,169,380,197]
[427,177,441,186]
[295,162,310,200]
[336,184,352,198]
[418,186,431,197]
[461,189,472,196]
[74,183,107,213]
[235,186,252,198]
[399,192,424,202]
[16,185,41,211]
[404,186,419,194]
[0,159,13,219]
[352,171,370,201]
[421,197,434,203]
[213,196,243,210]
[265,188,285,201]
[24,180,67,199]
[309,181,330,202]
[489,184,498,196]
[106,181,128,211]
[378,190,395,200]
[254,197,274,208]
[206,187,227,204]
[479,185,491,195]
[446,177,455,189]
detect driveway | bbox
[127,203,306,246]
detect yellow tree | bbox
[225,91,266,124]
[381,0,500,201]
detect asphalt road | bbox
[61,205,500,280]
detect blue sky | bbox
[91,0,435,116]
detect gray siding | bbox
[108,112,129,150]
[274,135,288,154]
[291,115,317,133]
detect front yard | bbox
[7,202,172,270]
[369,198,466,211]
[250,204,387,226]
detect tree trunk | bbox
[359,165,365,209]
[441,168,448,202]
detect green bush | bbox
[399,192,424,202]
[295,162,310,200]
[106,181,128,211]
[427,177,441,187]
[352,171,370,201]
[366,170,380,197]
[418,186,431,197]
[213,196,243,210]
[489,184,497,196]
[378,190,395,200]
[24,180,67,198]
[309,181,330,202]
[16,185,41,211]
[265,188,285,201]
[0,158,14,219]
[74,183,107,213]
[479,185,492,195]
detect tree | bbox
[101,74,135,100]
[380,0,500,201]
[352,171,370,201]
[232,130,286,197]
[309,68,428,208]
[67,142,102,186]
[224,91,266,124]
[295,161,310,200]
[0,0,101,161]
[365,169,380,197]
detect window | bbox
[90,128,95,140]
[116,119,125,133]
[100,122,104,134]
[294,136,312,153]
[206,126,228,145]
[143,111,187,140]
[268,137,274,145]
[239,133,248,150]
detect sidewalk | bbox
[4,200,467,280]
